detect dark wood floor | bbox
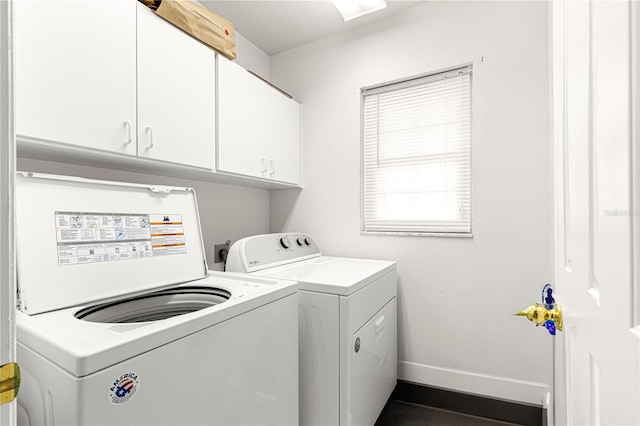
[375,400,522,426]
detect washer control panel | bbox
[226,233,321,273]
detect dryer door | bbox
[349,297,397,426]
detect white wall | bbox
[270,1,553,404]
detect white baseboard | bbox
[398,360,550,406]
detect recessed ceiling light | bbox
[332,0,387,21]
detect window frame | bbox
[360,64,474,238]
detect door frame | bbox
[632,0,640,331]
[0,0,17,424]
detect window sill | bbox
[361,231,473,238]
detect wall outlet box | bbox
[214,241,231,263]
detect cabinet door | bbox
[15,0,137,155]
[266,92,301,185]
[218,57,301,185]
[136,4,216,170]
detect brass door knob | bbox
[0,362,20,405]
[515,284,563,335]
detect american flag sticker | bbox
[109,372,140,405]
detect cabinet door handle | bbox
[145,126,154,150]
[374,314,386,335]
[123,121,133,145]
[270,159,276,176]
[261,158,268,174]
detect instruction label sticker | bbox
[55,212,186,266]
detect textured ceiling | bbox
[200,0,428,55]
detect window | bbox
[361,65,472,236]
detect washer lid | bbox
[16,172,208,315]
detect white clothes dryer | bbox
[15,173,298,426]
[226,233,397,426]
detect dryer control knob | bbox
[304,237,311,246]
[296,238,304,246]
[279,237,292,249]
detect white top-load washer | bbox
[15,172,298,426]
[226,233,397,426]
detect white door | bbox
[1,0,18,424]
[552,1,640,424]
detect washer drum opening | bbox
[75,286,231,323]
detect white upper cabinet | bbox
[15,0,137,155]
[16,1,215,170]
[15,0,300,189]
[136,4,215,170]
[218,56,301,186]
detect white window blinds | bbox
[362,66,472,235]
